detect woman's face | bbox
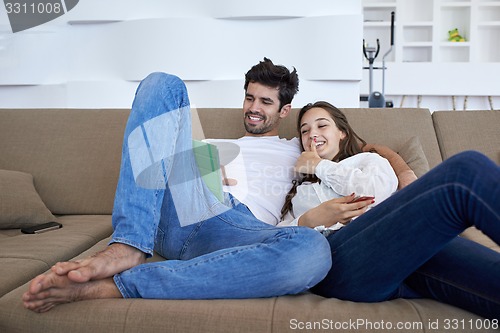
[299,107,346,160]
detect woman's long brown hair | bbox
[280,101,367,220]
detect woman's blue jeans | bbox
[312,150,500,319]
[109,73,332,300]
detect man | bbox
[23,58,346,312]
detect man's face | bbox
[243,82,285,137]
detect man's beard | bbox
[244,112,280,135]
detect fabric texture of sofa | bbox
[0,107,498,333]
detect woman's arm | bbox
[314,153,398,204]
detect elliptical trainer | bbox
[363,11,395,108]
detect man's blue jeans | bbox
[313,150,500,319]
[110,73,332,299]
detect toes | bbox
[67,267,92,283]
[37,303,56,313]
[24,299,57,313]
[28,274,46,294]
[52,260,83,275]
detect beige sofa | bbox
[0,108,498,333]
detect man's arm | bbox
[363,143,417,190]
[221,165,237,186]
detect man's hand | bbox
[298,194,374,228]
[222,178,237,186]
[294,139,323,175]
[221,165,237,186]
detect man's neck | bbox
[244,132,279,138]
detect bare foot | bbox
[50,243,146,283]
[23,271,121,313]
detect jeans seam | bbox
[414,269,499,304]
[110,237,154,257]
[179,220,206,259]
[215,213,279,231]
[113,274,130,298]
[178,219,297,260]
[138,243,269,275]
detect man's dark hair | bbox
[244,58,299,109]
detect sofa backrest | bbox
[196,108,443,168]
[433,110,500,164]
[0,109,130,215]
[0,107,448,216]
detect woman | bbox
[282,101,500,319]
[281,101,398,232]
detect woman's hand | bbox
[294,139,323,174]
[298,194,374,228]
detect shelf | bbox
[402,21,433,27]
[363,3,397,8]
[363,0,500,64]
[440,6,471,41]
[439,46,470,62]
[403,25,433,42]
[361,0,500,99]
[364,21,391,26]
[477,25,500,62]
[403,47,432,62]
[478,22,500,26]
[439,41,471,47]
[400,0,433,21]
[362,0,396,6]
[440,3,471,8]
[403,42,433,47]
[363,6,396,22]
[477,4,500,21]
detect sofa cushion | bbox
[0,215,113,297]
[461,227,500,253]
[0,237,491,333]
[0,109,130,215]
[341,108,442,169]
[433,110,500,163]
[0,169,56,229]
[397,137,430,178]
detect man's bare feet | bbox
[22,272,121,313]
[51,243,146,283]
[22,243,145,313]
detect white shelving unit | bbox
[363,0,500,63]
[362,0,500,99]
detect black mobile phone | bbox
[21,221,62,234]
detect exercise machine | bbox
[363,11,395,108]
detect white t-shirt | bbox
[206,136,301,225]
[290,152,398,227]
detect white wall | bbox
[360,64,500,111]
[0,1,363,109]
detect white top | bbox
[206,136,301,226]
[289,152,398,227]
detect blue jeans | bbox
[110,73,332,299]
[312,151,500,319]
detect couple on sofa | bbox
[23,58,500,319]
